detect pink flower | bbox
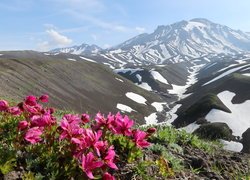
[30,113,52,127]
[18,120,29,130]
[147,127,157,134]
[84,129,102,146]
[39,94,49,103]
[103,146,118,170]
[25,127,43,144]
[62,114,81,124]
[8,106,21,116]
[81,113,90,124]
[25,95,37,106]
[133,130,150,148]
[59,118,83,140]
[94,140,108,157]
[0,100,9,111]
[103,172,115,180]
[82,152,104,179]
[114,114,134,136]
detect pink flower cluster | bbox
[0,95,155,179]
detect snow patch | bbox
[136,74,142,82]
[180,123,200,133]
[167,104,182,124]
[220,140,243,152]
[114,68,143,75]
[151,102,167,112]
[126,92,147,105]
[205,91,250,137]
[116,103,136,113]
[242,73,250,76]
[103,63,115,69]
[145,113,157,125]
[136,82,152,91]
[67,58,77,61]
[115,78,123,82]
[79,56,96,63]
[203,64,250,86]
[150,70,169,84]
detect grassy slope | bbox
[0,51,165,124]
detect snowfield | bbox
[126,92,147,105]
[203,64,250,86]
[205,91,250,137]
[116,103,136,113]
[150,70,169,84]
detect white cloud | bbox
[46,29,72,45]
[37,29,72,51]
[135,27,146,34]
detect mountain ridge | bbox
[50,18,250,66]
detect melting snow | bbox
[220,140,243,152]
[103,63,115,69]
[205,91,250,137]
[116,103,136,113]
[44,53,50,56]
[203,64,250,86]
[180,123,200,133]
[136,74,142,82]
[145,113,157,125]
[79,56,96,63]
[168,64,204,100]
[242,73,250,76]
[217,64,238,72]
[151,102,167,112]
[115,78,123,82]
[136,82,152,91]
[114,68,143,75]
[126,92,147,105]
[150,70,169,84]
[67,58,77,61]
[167,104,182,124]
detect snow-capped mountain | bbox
[51,43,102,55]
[103,18,250,64]
[49,18,250,65]
[51,18,250,66]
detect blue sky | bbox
[0,0,250,51]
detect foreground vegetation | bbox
[0,95,249,179]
